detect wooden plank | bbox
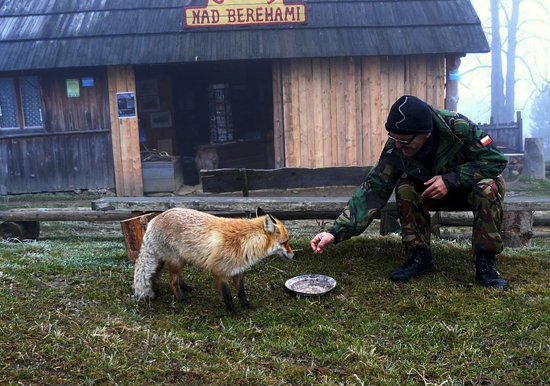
[436,54,446,108]
[272,60,284,168]
[290,59,301,167]
[347,57,357,166]
[355,57,363,165]
[320,58,332,167]
[360,57,371,166]
[125,66,143,196]
[368,56,383,163]
[312,58,323,168]
[379,56,390,151]
[107,66,124,196]
[329,58,338,166]
[409,55,428,101]
[298,59,310,167]
[281,60,295,167]
[200,167,373,193]
[335,58,346,165]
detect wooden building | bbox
[0,0,489,196]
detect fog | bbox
[458,0,550,136]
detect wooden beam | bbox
[107,65,143,197]
[0,209,133,222]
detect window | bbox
[0,76,43,130]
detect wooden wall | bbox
[41,67,111,132]
[0,132,115,194]
[0,67,115,195]
[107,66,143,197]
[273,55,445,168]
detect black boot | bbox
[390,249,435,282]
[476,252,507,289]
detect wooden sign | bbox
[185,0,307,28]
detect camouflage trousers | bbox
[395,176,506,253]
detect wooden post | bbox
[120,212,159,261]
[501,211,533,248]
[107,66,143,197]
[240,168,249,197]
[522,138,545,179]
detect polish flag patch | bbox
[480,135,492,146]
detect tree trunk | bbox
[120,212,160,261]
[505,0,520,122]
[491,0,506,123]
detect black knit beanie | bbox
[385,95,433,134]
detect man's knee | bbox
[472,179,502,202]
[396,179,422,201]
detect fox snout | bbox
[276,245,294,260]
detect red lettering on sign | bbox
[264,7,273,21]
[246,8,254,22]
[274,7,282,21]
[211,9,220,23]
[201,10,210,24]
[285,7,295,21]
[192,10,201,24]
[237,8,244,23]
[227,9,236,23]
[255,7,263,22]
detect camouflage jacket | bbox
[329,107,508,243]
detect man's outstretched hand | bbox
[310,232,336,254]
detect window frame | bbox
[0,74,45,133]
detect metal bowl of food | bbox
[285,274,337,296]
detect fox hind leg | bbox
[214,274,237,315]
[167,265,189,304]
[179,275,196,292]
[233,274,253,310]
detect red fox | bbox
[133,207,293,314]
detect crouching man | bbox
[311,95,508,289]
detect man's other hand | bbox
[422,175,449,199]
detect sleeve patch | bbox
[480,135,493,146]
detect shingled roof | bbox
[0,0,489,71]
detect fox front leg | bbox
[233,274,253,310]
[214,274,237,315]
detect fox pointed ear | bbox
[256,207,266,217]
[263,214,276,234]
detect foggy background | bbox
[459,0,550,139]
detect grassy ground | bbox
[1,220,550,385]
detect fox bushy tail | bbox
[133,235,163,300]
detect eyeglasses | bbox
[387,133,418,145]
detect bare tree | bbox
[490,0,520,123]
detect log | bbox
[522,138,545,179]
[501,211,533,248]
[120,212,160,261]
[0,221,40,241]
[0,209,133,222]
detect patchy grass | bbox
[1,222,550,386]
[506,177,550,196]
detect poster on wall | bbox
[66,79,80,98]
[117,92,136,118]
[150,112,172,128]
